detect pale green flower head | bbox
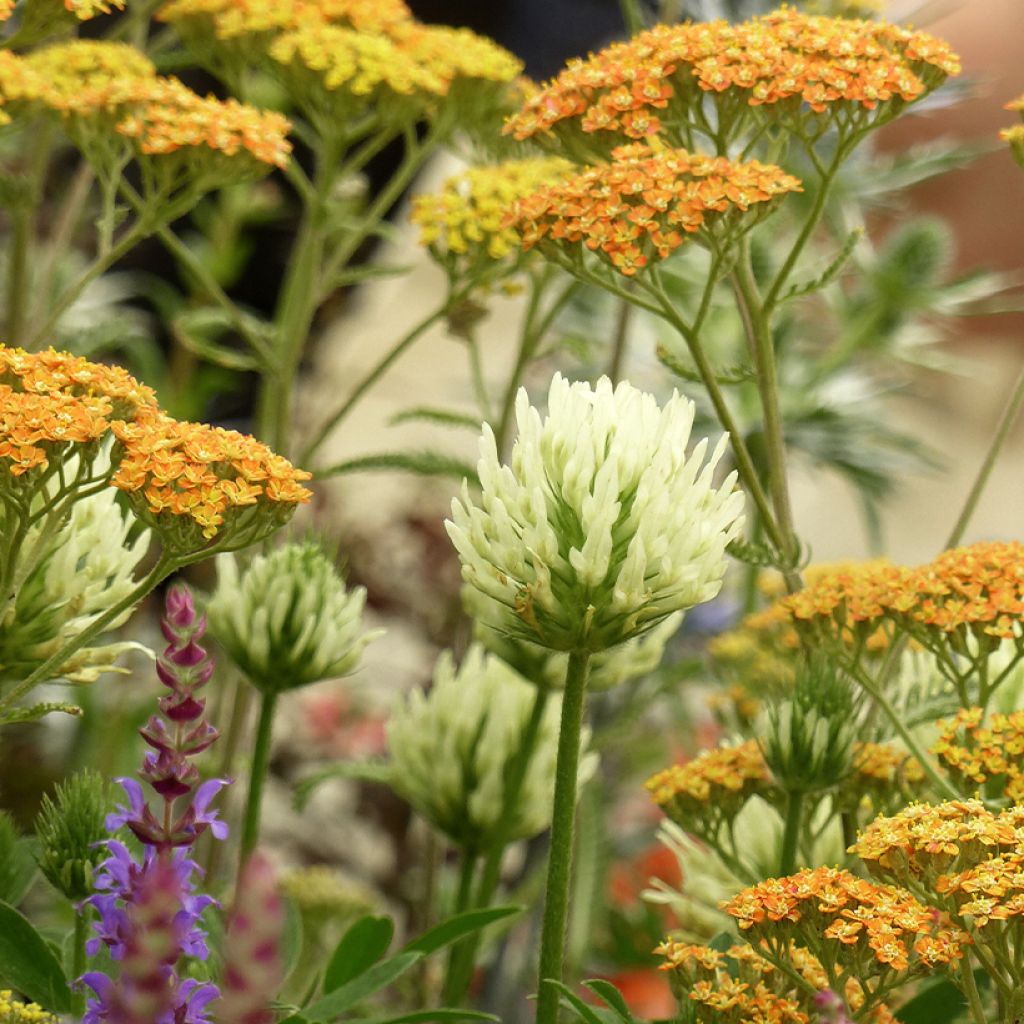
[209,541,381,695]
[387,644,598,851]
[0,479,151,685]
[447,374,745,654]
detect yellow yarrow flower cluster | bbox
[411,157,575,275]
[1002,94,1024,168]
[158,0,412,38]
[0,992,57,1024]
[0,0,125,21]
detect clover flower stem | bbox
[442,687,550,1004]
[642,270,788,574]
[0,552,177,717]
[848,664,959,801]
[71,904,91,1019]
[494,273,579,459]
[731,239,802,590]
[466,333,493,422]
[607,294,634,386]
[536,649,590,1024]
[778,790,804,876]
[300,300,452,465]
[239,690,278,866]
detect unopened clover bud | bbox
[387,645,598,851]
[447,375,745,655]
[219,853,285,1024]
[208,541,381,695]
[760,659,860,794]
[35,770,113,902]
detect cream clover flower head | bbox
[447,374,745,653]
[387,644,597,850]
[209,541,381,694]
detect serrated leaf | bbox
[301,951,423,1021]
[655,345,754,386]
[405,906,521,956]
[389,406,483,431]
[0,900,71,1013]
[315,452,479,487]
[330,263,412,287]
[324,915,394,992]
[783,227,862,302]
[0,702,82,725]
[293,761,392,811]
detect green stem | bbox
[731,238,802,591]
[535,650,590,1024]
[441,850,480,1004]
[442,687,550,1004]
[944,360,1024,550]
[779,790,804,875]
[299,301,452,465]
[0,553,176,715]
[606,294,633,385]
[71,903,91,1018]
[466,333,493,422]
[6,201,32,346]
[238,689,277,864]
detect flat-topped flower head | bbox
[932,707,1024,803]
[447,374,745,653]
[724,865,965,976]
[510,144,801,277]
[0,991,58,1024]
[504,6,960,159]
[110,412,312,552]
[646,740,771,838]
[936,850,1024,930]
[850,800,1024,893]
[411,157,575,277]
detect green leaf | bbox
[0,702,82,725]
[656,345,754,386]
[293,761,392,812]
[0,900,71,1013]
[1,838,37,907]
[543,979,606,1024]
[346,1012,498,1024]
[281,893,304,984]
[171,307,267,371]
[315,452,479,488]
[405,906,521,956]
[783,227,862,301]
[582,980,636,1024]
[389,406,483,431]
[330,263,412,288]
[895,975,969,1023]
[301,951,423,1021]
[324,915,394,992]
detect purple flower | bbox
[814,990,853,1024]
[83,584,227,1024]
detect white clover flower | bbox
[447,374,745,653]
[209,541,381,694]
[387,644,598,850]
[0,479,152,684]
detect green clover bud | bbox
[387,645,598,851]
[760,659,862,794]
[208,541,382,695]
[447,375,745,654]
[35,769,113,902]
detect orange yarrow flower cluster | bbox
[933,707,1024,802]
[645,739,771,834]
[511,143,801,276]
[111,413,312,546]
[724,865,965,974]
[504,6,959,153]
[0,345,156,478]
[937,851,1024,929]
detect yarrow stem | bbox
[239,690,278,865]
[778,789,804,876]
[535,649,590,1024]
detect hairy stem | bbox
[238,689,277,864]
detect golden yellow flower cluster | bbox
[0,41,291,170]
[504,6,959,150]
[657,940,897,1024]
[0,0,124,20]
[411,157,575,267]
[1000,95,1024,166]
[853,740,925,789]
[850,800,1024,890]
[510,143,801,276]
[937,851,1024,929]
[158,0,413,38]
[0,991,57,1024]
[932,707,1024,802]
[724,865,965,973]
[111,412,312,544]
[645,739,771,832]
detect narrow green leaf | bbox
[405,906,521,956]
[171,307,266,371]
[346,1011,498,1024]
[324,915,394,992]
[301,951,423,1021]
[582,980,636,1024]
[331,263,412,287]
[293,761,392,811]
[543,979,606,1024]
[0,900,71,1013]
[783,227,863,301]
[0,702,82,725]
[314,452,479,487]
[389,406,483,431]
[281,893,304,984]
